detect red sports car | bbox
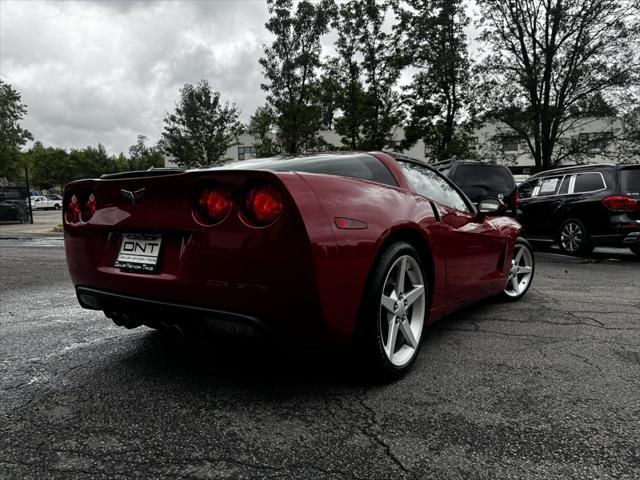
[63,152,535,378]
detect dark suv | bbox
[516,164,640,256]
[433,160,518,214]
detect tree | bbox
[331,2,368,149]
[127,135,165,171]
[618,106,640,162]
[24,143,119,188]
[260,0,336,154]
[162,80,243,168]
[69,144,116,180]
[398,0,473,161]
[0,80,33,180]
[246,105,280,157]
[475,0,640,171]
[356,0,403,150]
[316,61,341,131]
[24,142,70,189]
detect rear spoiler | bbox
[100,167,185,180]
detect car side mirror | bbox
[477,197,507,216]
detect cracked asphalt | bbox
[1,237,639,479]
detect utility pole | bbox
[24,162,33,224]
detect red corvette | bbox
[63,152,535,377]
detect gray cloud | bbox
[0,0,274,154]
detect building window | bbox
[238,146,257,161]
[502,138,520,153]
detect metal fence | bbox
[0,186,31,223]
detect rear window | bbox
[452,165,515,194]
[231,154,397,187]
[619,168,640,192]
[574,172,606,193]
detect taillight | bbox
[65,194,80,224]
[602,195,638,212]
[244,185,283,226]
[196,187,232,224]
[514,190,520,209]
[84,193,97,220]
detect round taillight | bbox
[245,185,283,226]
[65,194,80,224]
[197,187,232,224]
[84,193,97,220]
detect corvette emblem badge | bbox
[121,188,146,204]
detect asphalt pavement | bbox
[0,238,639,479]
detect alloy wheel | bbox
[379,255,426,367]
[560,221,583,253]
[504,244,534,298]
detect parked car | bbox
[516,164,640,256]
[63,152,535,379]
[30,195,62,210]
[432,159,518,215]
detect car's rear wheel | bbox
[630,245,640,257]
[558,218,593,256]
[356,242,428,380]
[501,238,535,301]
[54,204,61,210]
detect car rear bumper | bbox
[591,231,640,247]
[76,286,269,336]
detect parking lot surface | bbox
[1,238,639,479]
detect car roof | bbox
[382,151,440,170]
[224,152,372,170]
[529,164,617,179]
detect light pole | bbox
[24,162,33,224]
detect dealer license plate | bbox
[114,234,162,273]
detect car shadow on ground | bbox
[96,299,497,393]
[114,328,374,389]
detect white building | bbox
[166,117,633,172]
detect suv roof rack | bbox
[530,163,616,178]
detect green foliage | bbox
[355,0,402,150]
[475,0,640,171]
[260,0,336,154]
[24,142,114,188]
[24,142,69,189]
[127,135,165,171]
[316,62,341,131]
[397,0,473,161]
[23,136,166,189]
[325,0,403,151]
[246,105,280,158]
[331,2,367,149]
[0,80,33,180]
[162,80,243,168]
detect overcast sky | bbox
[1,0,279,155]
[1,0,477,156]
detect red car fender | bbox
[280,171,441,344]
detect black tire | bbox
[558,218,593,256]
[355,241,429,381]
[53,204,61,210]
[500,237,535,302]
[630,245,640,257]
